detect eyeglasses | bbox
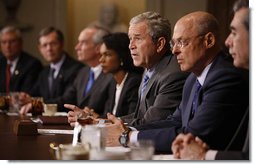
[170,34,206,50]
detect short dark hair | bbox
[233,0,249,31]
[38,26,64,42]
[102,32,143,73]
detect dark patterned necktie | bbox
[83,70,95,96]
[48,68,55,97]
[190,80,202,119]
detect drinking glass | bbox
[128,140,155,160]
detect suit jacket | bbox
[0,51,43,93]
[53,66,113,114]
[121,53,189,126]
[215,107,249,160]
[137,52,249,153]
[30,54,84,104]
[102,72,142,117]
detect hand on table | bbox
[171,133,209,160]
[104,113,128,147]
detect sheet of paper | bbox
[38,129,73,135]
[152,154,177,160]
[105,146,131,153]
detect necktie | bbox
[190,80,202,119]
[48,68,55,97]
[141,73,149,97]
[5,63,12,93]
[83,70,95,96]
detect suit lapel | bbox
[11,56,22,82]
[115,74,131,116]
[142,55,172,100]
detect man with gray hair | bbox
[67,11,188,127]
[61,25,113,115]
[120,11,188,126]
[0,26,42,93]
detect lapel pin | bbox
[14,70,19,75]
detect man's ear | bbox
[204,32,215,48]
[95,44,102,54]
[156,37,166,53]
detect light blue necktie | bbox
[83,70,95,96]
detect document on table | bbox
[38,129,73,135]
[152,154,178,160]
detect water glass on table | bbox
[128,140,155,160]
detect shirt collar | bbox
[197,62,212,86]
[50,54,66,77]
[90,64,102,80]
[7,56,19,74]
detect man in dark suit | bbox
[105,11,248,153]
[171,0,249,160]
[19,27,84,113]
[61,25,112,115]
[0,26,43,93]
[113,12,188,126]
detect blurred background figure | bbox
[89,2,127,33]
[21,25,111,114]
[0,26,42,94]
[32,26,84,101]
[19,26,84,113]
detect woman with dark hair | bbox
[99,32,143,117]
[65,33,143,125]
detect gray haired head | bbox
[129,11,171,49]
[87,24,110,45]
[0,26,22,41]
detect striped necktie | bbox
[141,73,149,97]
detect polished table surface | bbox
[0,112,73,160]
[0,112,175,160]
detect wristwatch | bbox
[119,127,131,147]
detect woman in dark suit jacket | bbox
[99,33,143,117]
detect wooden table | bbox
[0,113,73,160]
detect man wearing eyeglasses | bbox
[105,11,249,153]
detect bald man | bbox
[171,0,249,160]
[104,11,249,153]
